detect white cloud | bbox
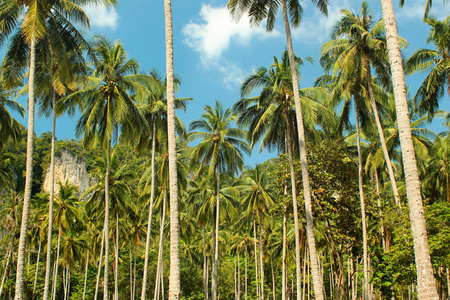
[396,0,449,21]
[183,4,281,64]
[84,5,119,30]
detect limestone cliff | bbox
[42,150,90,197]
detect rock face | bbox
[43,150,90,197]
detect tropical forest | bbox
[0,0,449,300]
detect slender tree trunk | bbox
[364,63,401,207]
[94,230,105,300]
[114,213,119,300]
[130,247,133,300]
[272,259,276,300]
[203,227,208,300]
[155,188,167,300]
[165,0,180,298]
[212,168,220,300]
[141,120,157,300]
[43,91,57,300]
[259,214,265,300]
[15,36,37,300]
[379,1,439,298]
[0,236,13,296]
[285,123,302,300]
[133,241,137,300]
[238,251,241,300]
[103,140,112,300]
[446,268,450,300]
[33,238,42,295]
[282,205,287,300]
[354,100,369,300]
[83,249,89,300]
[280,1,324,299]
[52,225,62,300]
[245,250,248,300]
[235,257,238,299]
[374,171,386,251]
[254,219,260,300]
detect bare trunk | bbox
[365,64,401,207]
[103,140,112,300]
[212,168,220,300]
[281,1,324,299]
[379,1,439,298]
[164,0,180,299]
[155,188,167,300]
[15,36,36,300]
[238,251,241,300]
[245,250,248,300]
[83,249,89,300]
[33,238,42,295]
[94,229,105,300]
[141,120,157,300]
[133,241,137,300]
[259,215,265,299]
[0,232,14,296]
[272,259,276,300]
[354,101,369,300]
[114,213,119,300]
[203,227,208,300]
[374,171,386,251]
[254,219,260,299]
[52,225,62,300]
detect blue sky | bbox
[12,0,450,165]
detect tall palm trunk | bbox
[43,92,57,300]
[354,100,369,300]
[203,227,209,300]
[114,213,119,300]
[280,1,324,299]
[103,140,112,300]
[374,171,386,251]
[141,120,157,300]
[364,63,401,207]
[94,230,105,300]
[379,1,439,298]
[33,238,42,295]
[154,188,167,300]
[52,225,62,300]
[271,259,276,300]
[285,120,302,300]
[82,249,89,300]
[212,168,220,300]
[245,249,248,300]
[15,36,37,300]
[254,219,260,299]
[164,0,180,299]
[259,213,264,300]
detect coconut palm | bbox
[68,36,149,300]
[234,51,327,300]
[189,100,250,300]
[227,0,329,297]
[0,1,115,297]
[405,16,450,116]
[379,0,439,298]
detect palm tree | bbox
[379,0,439,298]
[67,36,149,300]
[234,51,327,300]
[405,16,450,116]
[0,85,24,149]
[320,2,403,208]
[163,0,181,298]
[0,2,94,296]
[239,165,274,299]
[227,0,328,298]
[189,100,250,300]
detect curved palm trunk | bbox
[114,213,119,300]
[212,168,220,300]
[203,227,209,300]
[43,92,57,300]
[154,189,167,300]
[141,120,157,300]
[280,1,324,299]
[259,213,264,300]
[354,100,369,300]
[15,36,37,300]
[364,64,401,207]
[282,204,287,300]
[379,1,439,298]
[164,0,180,299]
[103,140,112,300]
